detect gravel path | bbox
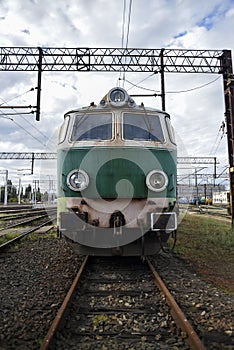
[0,235,233,349]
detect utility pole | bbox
[0,170,9,205]
[221,51,234,225]
[4,170,8,205]
[160,48,166,111]
[204,184,207,202]
[2,170,8,205]
[18,177,21,205]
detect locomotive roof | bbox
[65,105,167,115]
[64,87,170,117]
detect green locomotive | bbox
[57,87,177,255]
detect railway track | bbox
[186,205,230,220]
[0,212,55,233]
[41,256,206,350]
[0,208,56,223]
[0,210,56,250]
[0,220,55,250]
[0,204,33,212]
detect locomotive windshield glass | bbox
[70,113,112,141]
[123,113,164,142]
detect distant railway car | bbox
[57,87,177,256]
[212,191,230,205]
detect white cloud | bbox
[226,6,234,17]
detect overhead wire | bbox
[118,0,133,88]
[0,89,51,144]
[121,0,127,49]
[118,0,126,86]
[126,73,157,91]
[209,129,221,155]
[0,87,35,106]
[166,76,221,94]
[209,121,226,156]
[125,75,158,93]
[125,0,132,50]
[213,132,225,156]
[124,75,221,94]
[0,114,48,147]
[117,0,126,87]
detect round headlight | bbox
[146,170,168,192]
[110,88,125,102]
[67,169,89,191]
[109,87,127,106]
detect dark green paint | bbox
[57,147,176,199]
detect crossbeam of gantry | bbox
[0,47,225,73]
[0,152,218,164]
[0,152,57,159]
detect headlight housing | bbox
[67,169,89,191]
[146,170,168,192]
[108,87,128,107]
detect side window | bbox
[58,115,70,144]
[165,116,176,144]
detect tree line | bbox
[0,180,49,203]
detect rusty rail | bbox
[146,258,206,350]
[0,218,55,250]
[41,255,206,349]
[40,255,89,350]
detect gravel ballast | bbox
[0,236,83,349]
[0,235,233,349]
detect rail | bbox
[146,258,206,350]
[40,256,206,349]
[40,255,89,350]
[0,218,55,250]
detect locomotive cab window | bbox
[70,113,113,141]
[123,113,164,142]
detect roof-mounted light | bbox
[110,88,126,102]
[99,87,136,108]
[108,87,128,107]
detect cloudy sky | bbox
[0,0,234,193]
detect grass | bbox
[0,227,57,248]
[0,232,20,245]
[173,213,234,294]
[176,213,234,249]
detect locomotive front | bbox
[57,87,177,255]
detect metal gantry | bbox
[0,47,234,221]
[0,47,232,118]
[0,47,224,72]
[0,152,56,175]
[0,153,217,163]
[0,152,57,160]
[177,157,218,164]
